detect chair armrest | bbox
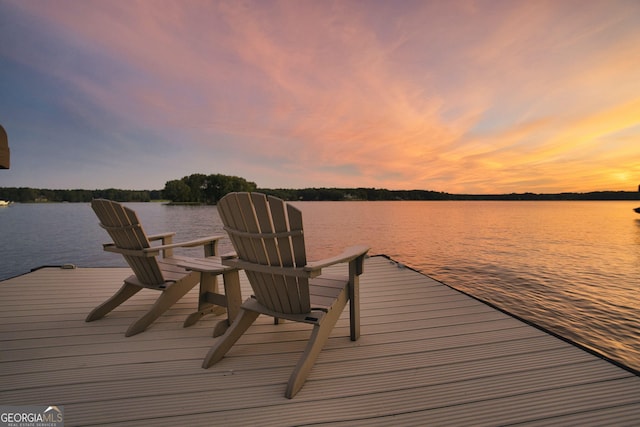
[103,244,150,257]
[220,251,237,260]
[143,234,225,257]
[222,245,369,278]
[304,245,370,273]
[222,258,312,278]
[102,235,225,258]
[147,232,176,242]
[147,235,225,249]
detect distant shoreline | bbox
[259,188,640,202]
[1,186,639,203]
[428,191,640,201]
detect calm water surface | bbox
[1,201,638,372]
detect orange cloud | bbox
[9,0,640,192]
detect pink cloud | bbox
[9,0,640,192]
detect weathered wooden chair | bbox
[88,199,231,336]
[202,192,369,398]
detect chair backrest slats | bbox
[271,196,308,313]
[253,194,291,312]
[219,194,272,307]
[218,193,311,314]
[91,199,165,285]
[289,209,310,311]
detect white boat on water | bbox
[0,200,11,206]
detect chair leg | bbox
[285,294,347,399]
[125,274,199,337]
[202,308,259,368]
[212,318,231,338]
[211,276,240,337]
[184,305,227,328]
[86,282,141,322]
[183,272,224,328]
[349,275,361,341]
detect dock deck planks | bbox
[1,256,639,426]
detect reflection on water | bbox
[1,200,638,372]
[293,200,640,372]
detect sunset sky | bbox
[1,0,639,194]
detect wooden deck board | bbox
[1,256,638,426]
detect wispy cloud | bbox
[1,0,639,192]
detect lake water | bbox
[1,201,638,372]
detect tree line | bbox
[0,187,160,203]
[2,172,639,203]
[0,173,257,204]
[260,188,452,201]
[259,188,640,201]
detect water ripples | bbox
[1,200,638,372]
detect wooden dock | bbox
[1,256,639,426]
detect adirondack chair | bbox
[88,199,232,336]
[202,192,369,398]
